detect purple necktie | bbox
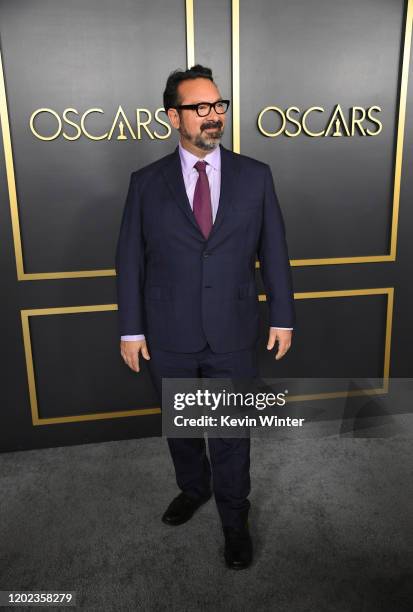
[193,160,213,239]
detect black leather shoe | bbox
[162,491,212,526]
[223,523,253,569]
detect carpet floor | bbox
[0,434,412,611]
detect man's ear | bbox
[167,108,180,130]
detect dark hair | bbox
[163,64,214,112]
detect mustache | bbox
[202,122,223,130]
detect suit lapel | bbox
[160,143,238,242]
[161,145,201,236]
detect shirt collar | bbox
[178,140,221,175]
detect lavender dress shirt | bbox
[121,141,292,341]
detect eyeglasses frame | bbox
[172,99,231,117]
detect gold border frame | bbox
[0,1,196,281]
[233,0,413,266]
[259,287,394,400]
[21,288,393,426]
[21,304,161,426]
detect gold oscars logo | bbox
[29,106,171,141]
[257,104,383,137]
[29,103,383,140]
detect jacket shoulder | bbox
[130,150,174,182]
[224,147,269,174]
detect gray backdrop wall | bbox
[1,0,412,452]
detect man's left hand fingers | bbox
[267,328,292,359]
[275,340,291,360]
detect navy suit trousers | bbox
[147,340,259,529]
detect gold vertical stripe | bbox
[0,49,24,280]
[390,0,412,259]
[20,309,39,425]
[383,287,394,389]
[186,0,195,68]
[232,0,240,153]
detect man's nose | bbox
[206,106,221,122]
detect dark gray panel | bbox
[240,0,404,258]
[31,310,159,418]
[258,293,387,379]
[0,0,186,272]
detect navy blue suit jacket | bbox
[115,143,296,353]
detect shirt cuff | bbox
[121,334,146,341]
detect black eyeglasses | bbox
[174,99,230,117]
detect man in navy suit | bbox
[115,65,295,569]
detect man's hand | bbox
[120,339,150,373]
[267,328,292,360]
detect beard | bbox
[181,122,224,151]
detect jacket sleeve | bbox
[257,164,296,328]
[115,172,146,336]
